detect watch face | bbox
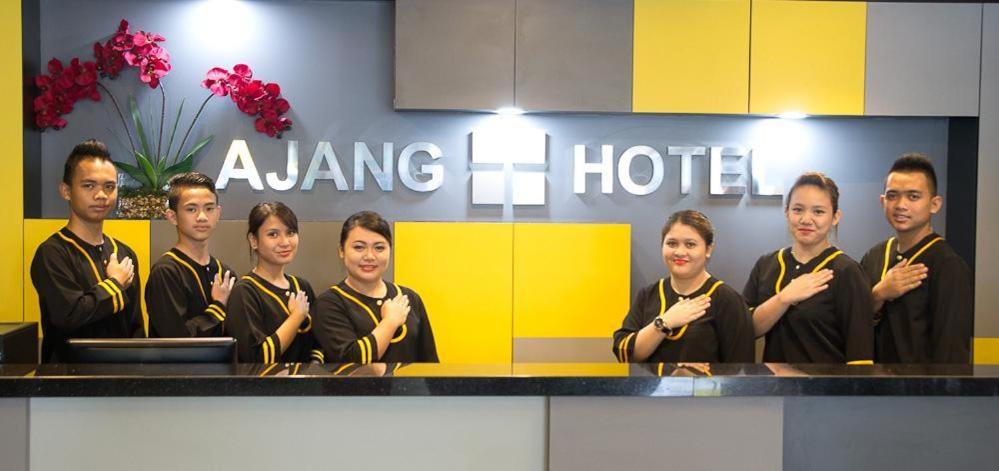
[654,317,664,329]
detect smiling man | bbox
[145,172,235,338]
[30,140,144,362]
[860,153,973,364]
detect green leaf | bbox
[165,98,185,163]
[160,135,213,184]
[129,96,153,164]
[113,160,151,188]
[162,154,195,181]
[135,151,159,190]
[179,135,214,165]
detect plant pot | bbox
[117,187,168,219]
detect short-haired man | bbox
[145,172,235,337]
[30,139,144,362]
[860,153,973,363]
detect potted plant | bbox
[32,19,293,219]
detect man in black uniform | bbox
[30,140,144,362]
[145,172,235,337]
[860,153,973,363]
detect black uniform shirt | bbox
[30,227,145,362]
[314,281,439,364]
[613,276,755,363]
[145,248,235,338]
[743,246,874,364]
[860,233,972,364]
[226,272,323,363]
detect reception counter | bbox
[2,362,999,397]
[2,363,998,471]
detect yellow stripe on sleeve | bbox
[310,349,325,363]
[616,336,626,362]
[357,338,368,364]
[205,305,225,322]
[362,336,373,364]
[98,280,119,312]
[846,360,873,365]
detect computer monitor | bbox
[65,338,238,364]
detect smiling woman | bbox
[742,172,875,364]
[312,210,439,364]
[612,210,754,364]
[225,202,323,363]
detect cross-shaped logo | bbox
[470,125,548,206]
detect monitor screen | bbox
[66,338,238,364]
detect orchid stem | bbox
[97,82,136,157]
[174,93,214,165]
[157,84,166,165]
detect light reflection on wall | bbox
[746,117,815,197]
[185,0,258,55]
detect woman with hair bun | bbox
[743,172,874,364]
[613,210,754,363]
[314,211,438,364]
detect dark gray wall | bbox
[36,0,950,296]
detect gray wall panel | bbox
[0,398,28,471]
[30,397,546,471]
[549,397,782,471]
[395,0,515,110]
[865,3,982,117]
[784,397,999,471]
[976,5,999,337]
[515,0,632,112]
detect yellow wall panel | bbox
[513,223,630,338]
[512,363,629,377]
[0,0,22,322]
[23,219,152,334]
[394,222,513,364]
[974,338,999,365]
[750,0,867,115]
[633,0,750,114]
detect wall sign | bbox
[217,131,786,204]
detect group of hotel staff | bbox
[30,139,972,365]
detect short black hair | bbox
[888,153,938,196]
[62,139,113,185]
[167,172,219,211]
[340,211,392,248]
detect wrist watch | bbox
[653,316,674,336]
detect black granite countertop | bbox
[2,363,998,397]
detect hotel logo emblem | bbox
[470,126,548,206]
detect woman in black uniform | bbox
[313,211,438,364]
[743,172,874,364]
[227,202,322,363]
[613,210,754,363]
